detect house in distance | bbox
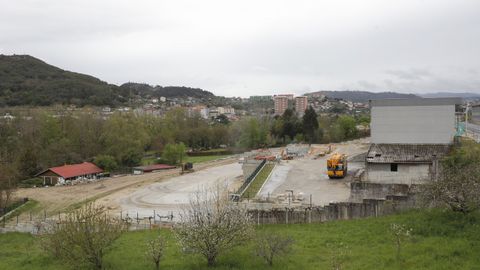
[36,162,104,185]
[365,97,462,185]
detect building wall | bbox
[472,105,480,125]
[371,104,456,144]
[37,170,61,185]
[365,163,431,185]
[274,96,289,116]
[295,96,308,115]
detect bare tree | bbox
[42,202,127,270]
[327,242,350,270]
[255,232,294,266]
[420,145,480,214]
[0,163,18,214]
[389,223,412,262]
[174,184,253,267]
[146,234,166,270]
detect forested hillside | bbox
[0,55,215,107]
[119,83,214,99]
[0,55,122,106]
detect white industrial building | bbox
[365,98,461,185]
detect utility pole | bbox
[465,102,470,136]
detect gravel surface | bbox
[258,139,369,206]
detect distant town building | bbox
[209,107,219,118]
[188,105,209,119]
[471,103,480,125]
[218,106,235,116]
[274,96,289,115]
[295,96,308,115]
[274,94,294,100]
[250,95,272,102]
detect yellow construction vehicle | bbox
[327,153,348,179]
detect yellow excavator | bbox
[327,153,348,179]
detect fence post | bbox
[44,209,46,221]
[257,210,260,225]
[153,210,156,223]
[285,208,288,224]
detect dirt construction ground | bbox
[258,138,369,206]
[105,162,243,218]
[14,158,238,219]
[13,138,369,223]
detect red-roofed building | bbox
[132,164,176,175]
[36,162,104,185]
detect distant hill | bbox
[306,90,419,102]
[420,92,480,99]
[0,54,215,107]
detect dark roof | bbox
[370,98,462,107]
[366,144,451,164]
[133,164,176,172]
[36,162,103,178]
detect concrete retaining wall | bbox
[365,163,431,185]
[350,182,415,202]
[248,196,415,225]
[242,159,263,181]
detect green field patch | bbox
[2,210,480,269]
[242,164,275,199]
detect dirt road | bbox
[15,158,238,216]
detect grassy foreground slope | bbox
[1,210,480,270]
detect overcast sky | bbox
[1,0,479,97]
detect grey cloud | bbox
[385,69,432,81]
[0,0,479,97]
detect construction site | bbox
[1,97,467,231]
[3,138,372,231]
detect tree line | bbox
[0,107,368,188]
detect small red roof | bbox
[46,162,103,179]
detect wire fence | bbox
[1,193,416,235]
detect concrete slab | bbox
[117,162,243,218]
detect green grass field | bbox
[242,164,275,199]
[2,209,480,270]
